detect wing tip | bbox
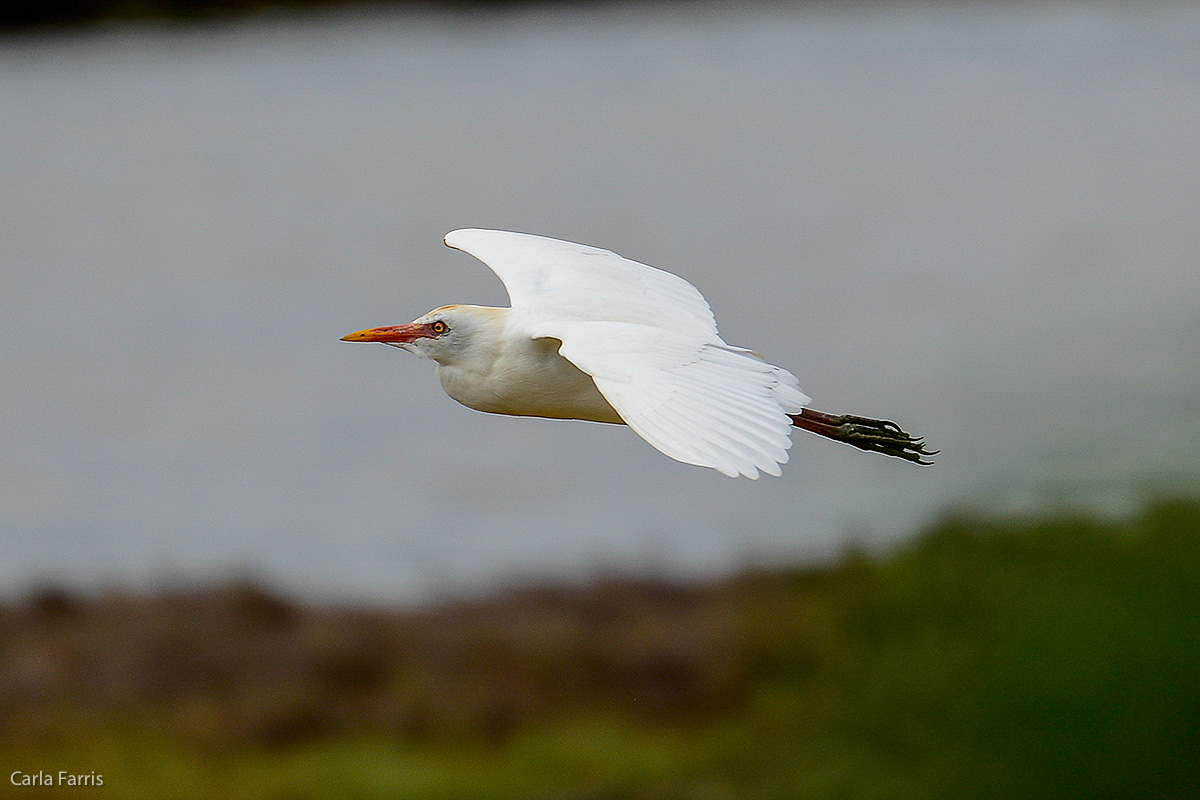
[446,228,543,246]
[444,227,485,250]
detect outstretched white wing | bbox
[444,229,811,478]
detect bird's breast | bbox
[436,337,625,425]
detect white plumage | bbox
[342,229,932,478]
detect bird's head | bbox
[341,305,501,366]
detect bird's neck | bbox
[432,306,623,424]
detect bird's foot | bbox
[790,408,937,464]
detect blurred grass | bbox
[1,498,1198,798]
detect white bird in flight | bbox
[342,229,934,478]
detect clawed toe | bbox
[792,409,936,464]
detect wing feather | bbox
[445,228,715,338]
[444,229,811,478]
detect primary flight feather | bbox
[342,229,933,478]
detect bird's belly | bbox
[436,340,625,425]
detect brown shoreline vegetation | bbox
[1,498,1198,797]
[6,0,657,34]
[2,571,800,750]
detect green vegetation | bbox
[2,499,1198,798]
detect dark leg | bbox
[790,408,936,464]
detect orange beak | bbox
[340,323,430,343]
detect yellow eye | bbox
[431,320,448,335]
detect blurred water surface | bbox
[2,2,1199,602]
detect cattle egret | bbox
[342,230,934,478]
